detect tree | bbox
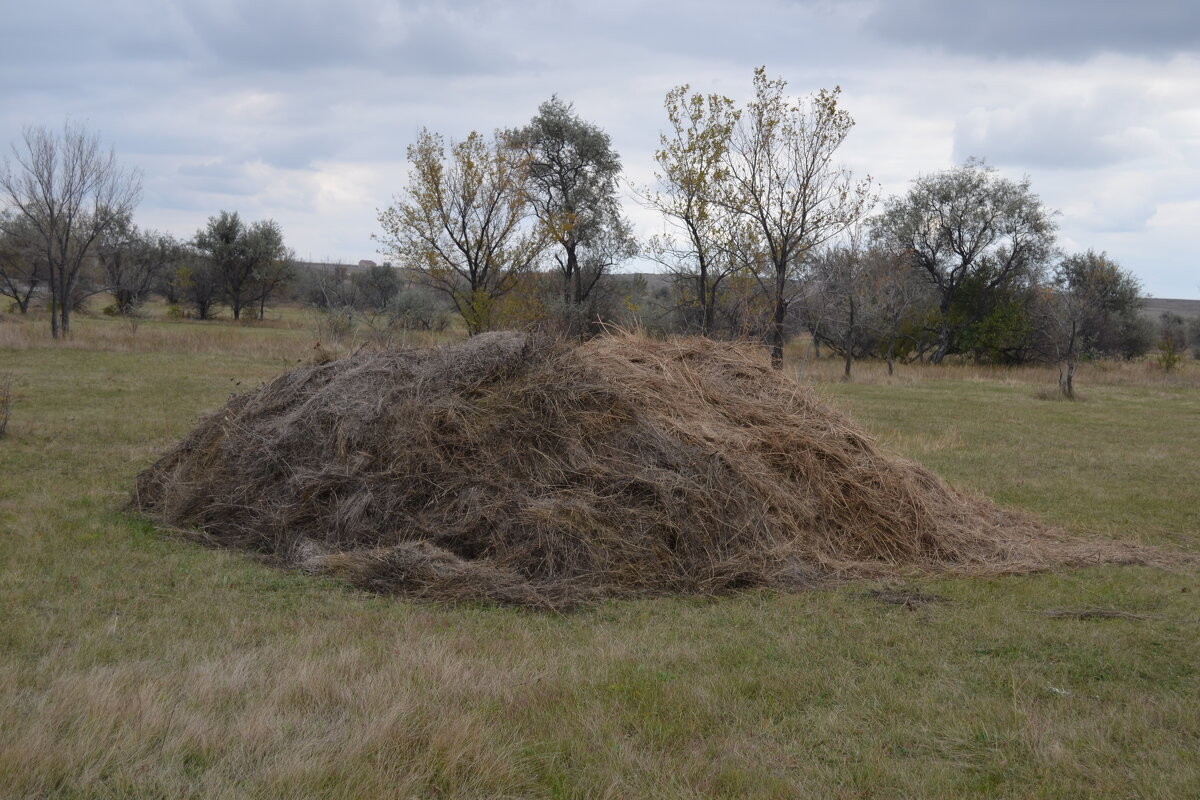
[249,247,294,320]
[875,159,1057,363]
[194,211,288,320]
[377,129,547,335]
[140,232,188,308]
[800,230,932,378]
[95,217,183,316]
[1038,250,1143,398]
[805,241,867,378]
[871,243,931,375]
[175,247,222,320]
[506,97,636,332]
[721,68,873,366]
[0,209,46,313]
[0,122,141,337]
[353,263,402,313]
[645,86,742,336]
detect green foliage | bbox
[874,159,1057,363]
[944,266,1037,363]
[1155,313,1189,372]
[957,298,1034,364]
[1117,313,1155,360]
[506,97,636,329]
[377,129,546,335]
[194,211,290,320]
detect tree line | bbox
[0,123,294,334]
[4,75,1197,396]
[374,68,1194,395]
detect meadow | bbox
[1,308,1197,799]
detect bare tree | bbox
[872,247,930,375]
[721,68,873,366]
[803,232,882,378]
[378,129,548,335]
[0,122,141,337]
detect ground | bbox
[1,310,1197,799]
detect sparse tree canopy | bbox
[646,86,742,336]
[0,209,46,314]
[1038,250,1143,398]
[377,128,547,335]
[0,122,141,337]
[506,97,636,328]
[721,68,874,366]
[803,231,897,379]
[875,158,1057,363]
[96,216,183,316]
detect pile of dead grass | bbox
[132,332,1150,607]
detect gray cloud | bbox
[864,0,1200,59]
[2,0,1198,297]
[952,93,1164,170]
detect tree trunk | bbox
[930,296,956,364]
[930,319,951,364]
[698,255,714,338]
[886,340,895,376]
[844,295,855,379]
[48,267,60,339]
[59,287,71,336]
[769,288,786,367]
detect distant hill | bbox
[1142,298,1200,320]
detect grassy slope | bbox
[1,318,1197,799]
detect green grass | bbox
[1,322,1197,799]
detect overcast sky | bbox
[3,0,1197,297]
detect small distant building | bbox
[358,260,377,268]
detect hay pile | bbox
[132,332,1141,607]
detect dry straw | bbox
[132,332,1155,608]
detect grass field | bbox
[1,311,1198,798]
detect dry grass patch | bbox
[132,332,1160,608]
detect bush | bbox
[1155,313,1189,372]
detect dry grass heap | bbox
[132,332,1143,607]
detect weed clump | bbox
[132,332,1148,607]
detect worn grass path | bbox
[1,330,1197,798]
